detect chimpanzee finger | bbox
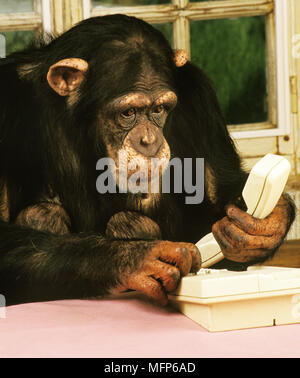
[127,273,168,306]
[212,221,234,254]
[152,241,193,276]
[212,220,271,262]
[150,260,181,292]
[213,229,269,262]
[217,217,280,250]
[173,242,201,274]
[188,244,202,273]
[226,204,287,237]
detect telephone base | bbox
[168,266,300,332]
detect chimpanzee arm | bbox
[106,211,162,240]
[15,201,71,235]
[0,222,115,304]
[0,218,200,306]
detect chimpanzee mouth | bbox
[96,150,205,204]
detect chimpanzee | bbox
[0,15,295,306]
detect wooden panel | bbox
[241,154,295,174]
[265,11,277,125]
[66,0,82,29]
[52,0,83,34]
[228,122,274,133]
[0,12,41,31]
[53,0,64,34]
[233,136,277,158]
[278,121,296,155]
[291,0,300,174]
[173,16,190,55]
[260,240,300,268]
[91,4,177,24]
[278,2,297,158]
[91,0,273,23]
[175,0,189,8]
[187,0,274,20]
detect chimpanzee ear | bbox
[174,49,189,67]
[47,58,88,96]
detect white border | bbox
[231,0,291,139]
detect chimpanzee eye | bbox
[121,108,136,118]
[153,105,165,114]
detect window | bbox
[0,0,51,55]
[84,0,291,141]
[0,0,298,167]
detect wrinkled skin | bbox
[106,193,294,304]
[13,194,293,306]
[118,241,200,306]
[106,211,201,305]
[13,204,201,306]
[212,195,293,263]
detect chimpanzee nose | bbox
[129,125,163,157]
[138,128,163,157]
[141,131,156,146]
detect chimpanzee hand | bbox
[106,211,201,305]
[212,195,294,263]
[116,240,201,306]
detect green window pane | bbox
[0,31,35,56]
[93,0,170,6]
[0,0,34,13]
[152,23,173,47]
[191,16,268,125]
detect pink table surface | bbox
[0,292,299,358]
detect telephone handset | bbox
[196,154,291,268]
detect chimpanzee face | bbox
[99,88,177,192]
[47,58,177,195]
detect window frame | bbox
[231,0,291,139]
[84,0,291,140]
[0,0,292,140]
[0,0,295,163]
[0,0,51,34]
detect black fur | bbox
[0,15,293,305]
